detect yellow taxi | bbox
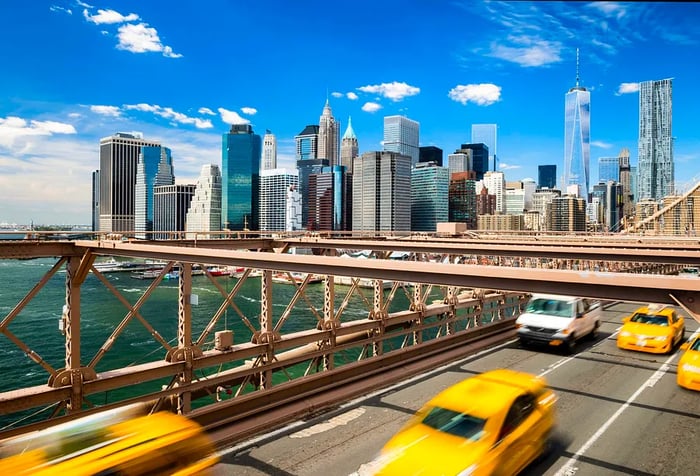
[616,304,685,354]
[367,369,556,476]
[677,335,700,391]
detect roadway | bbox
[210,301,700,476]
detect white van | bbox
[516,294,601,352]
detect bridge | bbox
[1,232,699,474]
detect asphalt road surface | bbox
[212,301,700,476]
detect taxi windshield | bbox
[421,407,486,441]
[690,339,700,351]
[630,313,669,326]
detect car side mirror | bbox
[576,313,584,319]
[680,342,690,351]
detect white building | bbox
[483,171,506,214]
[260,168,299,232]
[261,130,277,170]
[185,164,222,239]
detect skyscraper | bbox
[538,165,557,189]
[340,117,359,173]
[471,124,497,170]
[154,184,195,240]
[598,156,620,183]
[483,171,506,214]
[185,164,222,239]
[383,115,419,166]
[261,130,277,171]
[318,99,339,166]
[638,78,673,200]
[135,146,174,239]
[91,170,99,232]
[295,125,327,228]
[449,172,477,229]
[98,132,161,233]
[259,168,299,231]
[419,146,443,167]
[222,124,261,231]
[352,151,411,231]
[563,50,591,200]
[459,143,489,180]
[411,162,449,231]
[307,165,352,231]
[448,152,472,177]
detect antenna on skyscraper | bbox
[575,48,580,88]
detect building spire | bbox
[342,116,357,140]
[575,48,580,88]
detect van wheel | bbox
[589,321,600,340]
[564,336,576,354]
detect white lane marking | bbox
[289,408,365,438]
[539,326,621,377]
[553,349,683,476]
[217,338,519,457]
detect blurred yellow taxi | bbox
[369,369,556,476]
[617,304,685,354]
[678,335,700,391]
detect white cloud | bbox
[83,8,139,24]
[587,2,627,19]
[487,36,562,67]
[346,92,358,100]
[198,107,215,115]
[76,1,93,8]
[331,92,343,98]
[218,108,250,125]
[241,107,257,115]
[50,5,72,15]
[617,82,640,95]
[448,83,502,106]
[124,103,212,129]
[591,140,613,149]
[116,23,182,58]
[498,163,521,171]
[357,81,420,101]
[90,105,122,117]
[0,116,76,149]
[361,102,382,113]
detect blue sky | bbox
[1,1,699,225]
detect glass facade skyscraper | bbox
[411,162,449,231]
[222,124,261,231]
[564,79,591,200]
[307,165,352,231]
[471,124,497,171]
[135,145,174,239]
[459,143,489,180]
[383,115,419,166]
[538,165,557,189]
[638,78,673,201]
[598,156,620,183]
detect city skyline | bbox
[1,2,700,224]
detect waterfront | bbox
[0,256,418,429]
